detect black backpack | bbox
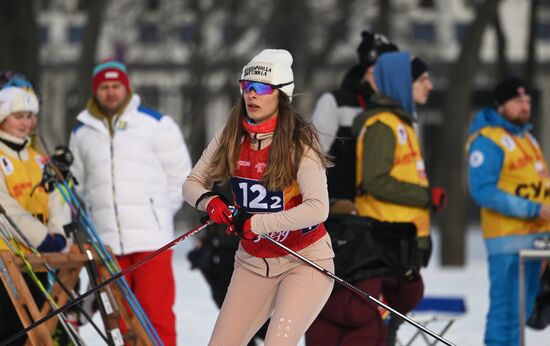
[324,214,431,283]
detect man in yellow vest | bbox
[467,76,550,346]
[356,51,448,345]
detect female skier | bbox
[182,49,335,346]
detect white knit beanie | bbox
[240,49,295,100]
[0,87,39,123]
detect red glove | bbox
[226,209,257,240]
[430,187,447,213]
[206,197,233,225]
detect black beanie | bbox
[411,57,428,81]
[357,31,398,70]
[494,76,530,106]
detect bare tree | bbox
[77,0,108,108]
[184,0,210,163]
[262,0,315,112]
[493,11,509,80]
[299,0,356,105]
[0,0,39,84]
[376,0,392,36]
[437,0,502,266]
[525,0,540,89]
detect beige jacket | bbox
[182,130,334,277]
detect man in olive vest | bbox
[306,52,447,346]
[467,76,550,346]
[355,52,447,345]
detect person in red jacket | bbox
[182,49,334,345]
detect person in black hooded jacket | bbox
[311,30,398,206]
[306,30,397,346]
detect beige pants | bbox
[208,259,334,346]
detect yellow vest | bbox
[469,127,550,238]
[0,147,49,251]
[355,112,430,236]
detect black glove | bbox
[51,145,74,180]
[226,208,256,240]
[37,234,67,252]
[39,163,57,193]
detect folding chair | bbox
[398,296,466,346]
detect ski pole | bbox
[44,158,163,346]
[37,143,157,343]
[0,220,210,346]
[64,223,121,346]
[259,234,457,346]
[53,179,163,346]
[0,218,84,346]
[0,204,112,344]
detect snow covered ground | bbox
[80,225,550,345]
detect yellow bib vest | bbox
[469,127,550,238]
[0,147,49,251]
[356,112,430,236]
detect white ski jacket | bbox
[69,94,192,255]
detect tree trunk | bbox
[185,0,209,163]
[525,0,539,90]
[300,0,354,110]
[78,0,107,108]
[377,0,392,36]
[437,0,502,266]
[262,0,309,111]
[0,0,39,84]
[494,11,509,79]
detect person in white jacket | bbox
[69,60,192,346]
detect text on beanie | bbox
[240,49,294,100]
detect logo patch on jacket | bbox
[0,156,14,176]
[397,125,408,144]
[469,150,484,168]
[35,156,44,169]
[255,162,266,173]
[117,121,128,130]
[501,135,516,151]
[238,160,251,168]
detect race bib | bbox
[230,177,284,213]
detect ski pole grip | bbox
[199,214,210,224]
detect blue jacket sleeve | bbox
[468,136,541,218]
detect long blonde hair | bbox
[208,93,331,191]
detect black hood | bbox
[340,65,374,99]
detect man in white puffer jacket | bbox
[69,60,192,346]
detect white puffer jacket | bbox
[69,94,192,255]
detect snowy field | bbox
[80,225,550,345]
